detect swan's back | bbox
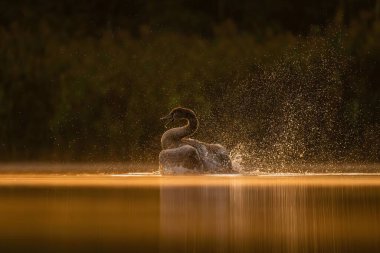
[182,139,232,172]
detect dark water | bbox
[0,165,379,252]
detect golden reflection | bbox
[0,173,379,252]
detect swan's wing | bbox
[182,139,232,171]
[181,139,210,157]
[183,139,228,154]
[181,138,202,148]
[159,145,204,173]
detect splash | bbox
[229,143,247,172]
[230,143,262,174]
[198,33,368,173]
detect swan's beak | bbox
[160,114,174,128]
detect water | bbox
[0,163,379,252]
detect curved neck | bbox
[161,114,198,150]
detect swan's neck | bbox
[161,114,198,150]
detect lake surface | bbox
[0,163,379,252]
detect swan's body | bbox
[159,107,232,174]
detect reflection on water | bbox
[0,171,379,252]
[160,177,380,252]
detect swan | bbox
[159,107,232,174]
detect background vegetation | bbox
[0,0,379,164]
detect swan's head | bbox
[160,107,196,127]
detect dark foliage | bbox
[0,0,379,163]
